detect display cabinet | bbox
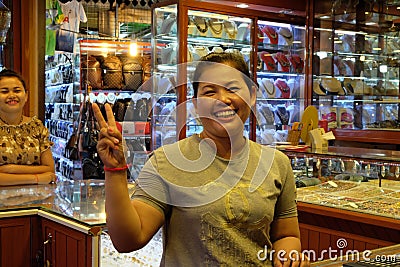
[255,19,307,144]
[151,0,256,149]
[0,181,162,267]
[150,0,311,148]
[78,39,152,180]
[44,51,81,181]
[309,0,400,145]
[277,146,400,260]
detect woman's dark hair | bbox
[0,69,27,91]
[192,52,253,98]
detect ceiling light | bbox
[236,4,249,8]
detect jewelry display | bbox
[275,106,289,125]
[288,54,304,73]
[237,23,250,41]
[274,52,290,72]
[160,13,177,35]
[261,78,276,98]
[260,103,275,125]
[222,20,237,39]
[193,16,208,35]
[278,27,293,46]
[259,51,277,71]
[274,79,291,98]
[207,18,223,38]
[261,25,278,45]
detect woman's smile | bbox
[213,108,237,119]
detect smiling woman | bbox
[0,69,56,186]
[91,52,310,267]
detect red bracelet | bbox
[104,164,130,172]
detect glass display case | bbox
[151,1,256,150]
[279,146,400,219]
[311,0,400,133]
[255,19,306,145]
[0,180,163,267]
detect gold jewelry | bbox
[0,115,23,125]
[193,16,208,34]
[223,20,237,39]
[208,18,223,35]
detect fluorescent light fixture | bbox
[320,15,331,19]
[315,27,333,32]
[316,51,328,59]
[258,20,291,28]
[236,3,249,8]
[335,29,367,35]
[129,42,138,56]
[379,64,387,73]
[373,47,381,51]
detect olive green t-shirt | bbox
[134,135,297,266]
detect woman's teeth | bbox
[214,110,236,118]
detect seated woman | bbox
[0,69,55,185]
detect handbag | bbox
[102,55,123,89]
[81,55,102,89]
[122,56,143,91]
[81,102,99,151]
[82,156,105,180]
[64,133,79,160]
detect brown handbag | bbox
[121,56,143,91]
[81,55,102,89]
[101,55,123,89]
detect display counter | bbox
[0,180,162,267]
[285,146,400,262]
[311,244,400,267]
[1,167,398,265]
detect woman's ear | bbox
[24,90,28,105]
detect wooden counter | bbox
[297,201,400,262]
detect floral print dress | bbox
[0,117,53,165]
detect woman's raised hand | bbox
[92,103,127,168]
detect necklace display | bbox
[193,16,208,34]
[0,115,23,125]
[276,106,289,125]
[208,18,223,35]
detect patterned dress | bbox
[0,117,53,165]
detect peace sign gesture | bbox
[92,103,127,169]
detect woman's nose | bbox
[217,91,232,104]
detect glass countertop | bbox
[0,180,135,226]
[279,146,400,163]
[297,180,400,220]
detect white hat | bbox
[278,27,293,46]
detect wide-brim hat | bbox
[278,27,293,46]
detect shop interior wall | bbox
[4,0,45,121]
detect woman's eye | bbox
[227,87,240,93]
[203,91,215,96]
